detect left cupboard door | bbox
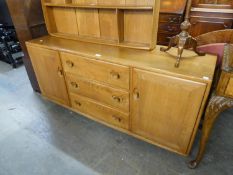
[27,45,70,106]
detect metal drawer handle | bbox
[74,100,81,107]
[71,82,79,88]
[112,115,122,122]
[112,95,122,103]
[66,60,74,68]
[110,71,120,79]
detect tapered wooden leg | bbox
[188,96,233,169]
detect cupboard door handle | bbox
[66,60,74,68]
[57,67,63,77]
[133,88,140,100]
[112,95,122,103]
[74,100,82,107]
[110,71,120,79]
[112,115,122,122]
[71,82,79,88]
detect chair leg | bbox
[188,96,233,169]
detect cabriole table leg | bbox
[189,96,233,169]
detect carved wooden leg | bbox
[175,46,184,67]
[189,96,233,169]
[160,36,178,52]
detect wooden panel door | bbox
[131,69,207,154]
[27,45,70,106]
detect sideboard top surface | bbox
[27,35,217,82]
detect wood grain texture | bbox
[26,45,70,106]
[76,8,100,37]
[41,0,160,50]
[66,73,129,112]
[124,10,153,44]
[26,36,216,155]
[28,36,217,82]
[52,7,78,35]
[99,9,118,40]
[70,93,129,129]
[131,69,207,154]
[61,52,130,90]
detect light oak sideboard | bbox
[26,36,217,156]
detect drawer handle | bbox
[133,88,140,100]
[71,82,79,88]
[110,71,120,79]
[57,67,63,77]
[112,115,122,123]
[74,100,82,107]
[112,95,123,103]
[66,60,74,68]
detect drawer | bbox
[159,14,183,24]
[157,33,173,45]
[66,74,129,112]
[70,93,129,129]
[225,77,233,97]
[158,23,180,34]
[61,52,130,90]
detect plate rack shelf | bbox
[41,0,160,50]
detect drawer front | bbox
[225,77,233,97]
[159,14,183,24]
[70,93,129,129]
[159,23,180,34]
[61,52,130,90]
[66,74,129,112]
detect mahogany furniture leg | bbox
[189,96,233,169]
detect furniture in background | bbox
[158,0,187,45]
[189,0,233,37]
[6,0,48,92]
[188,30,233,168]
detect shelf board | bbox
[44,3,153,10]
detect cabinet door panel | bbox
[27,45,69,106]
[132,69,206,154]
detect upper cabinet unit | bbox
[41,0,160,50]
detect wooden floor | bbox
[0,61,233,175]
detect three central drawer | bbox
[60,52,130,129]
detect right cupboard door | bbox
[131,69,207,154]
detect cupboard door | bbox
[131,69,206,154]
[27,45,70,106]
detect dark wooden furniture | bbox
[158,0,187,45]
[189,0,233,37]
[189,30,233,168]
[6,0,47,92]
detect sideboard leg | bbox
[188,96,233,169]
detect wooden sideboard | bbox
[26,36,217,155]
[158,0,187,45]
